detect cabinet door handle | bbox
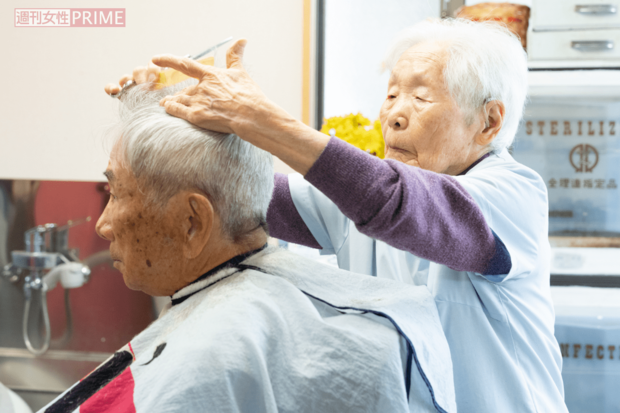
[571,40,615,51]
[575,4,618,15]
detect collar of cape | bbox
[170,244,268,306]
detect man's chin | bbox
[121,273,142,292]
[114,262,139,291]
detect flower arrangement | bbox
[320,113,385,159]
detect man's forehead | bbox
[103,168,115,182]
[102,157,142,194]
[103,158,121,184]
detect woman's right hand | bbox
[104,62,162,96]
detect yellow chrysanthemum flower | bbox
[320,113,385,159]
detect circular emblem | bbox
[569,144,599,173]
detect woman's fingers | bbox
[173,85,198,97]
[174,95,193,106]
[146,62,161,83]
[162,100,193,122]
[226,39,248,69]
[160,93,193,108]
[104,83,121,95]
[119,74,133,87]
[152,54,208,79]
[105,61,160,96]
[133,66,149,84]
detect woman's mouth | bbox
[385,145,408,156]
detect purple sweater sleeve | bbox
[303,137,511,275]
[267,173,321,249]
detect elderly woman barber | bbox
[107,19,567,413]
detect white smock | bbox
[289,149,568,413]
[39,248,456,413]
[0,382,32,413]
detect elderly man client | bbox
[116,19,567,413]
[41,84,456,413]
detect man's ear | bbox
[183,193,214,259]
[475,100,505,147]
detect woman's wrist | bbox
[234,100,329,175]
[233,97,290,139]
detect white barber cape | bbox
[40,247,456,413]
[289,149,568,413]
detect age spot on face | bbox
[137,239,140,243]
[146,259,152,267]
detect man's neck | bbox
[184,229,269,288]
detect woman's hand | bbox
[152,39,329,175]
[103,62,162,96]
[152,39,278,137]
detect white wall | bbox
[0,0,303,181]
[324,0,439,121]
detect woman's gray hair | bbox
[112,81,274,241]
[383,18,528,152]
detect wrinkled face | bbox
[95,149,188,296]
[380,41,481,175]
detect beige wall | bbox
[0,0,302,181]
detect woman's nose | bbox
[386,98,409,130]
[390,115,408,130]
[95,209,114,241]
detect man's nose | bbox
[95,209,114,242]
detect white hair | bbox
[112,81,274,241]
[383,18,528,152]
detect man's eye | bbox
[109,192,117,201]
[388,95,396,99]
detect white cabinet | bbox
[533,0,620,31]
[529,0,620,68]
[529,30,620,60]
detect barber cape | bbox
[40,247,455,413]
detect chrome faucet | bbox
[2,218,92,355]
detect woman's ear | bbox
[475,100,505,147]
[183,193,214,259]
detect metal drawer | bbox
[529,29,620,60]
[532,0,620,31]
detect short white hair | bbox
[112,81,274,241]
[383,18,528,152]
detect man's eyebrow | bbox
[103,170,115,182]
